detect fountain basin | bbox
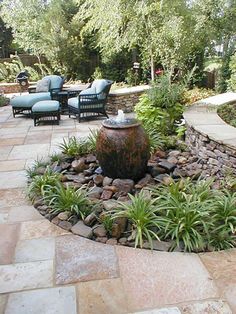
[96,118,150,180]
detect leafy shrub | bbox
[0,95,9,107]
[227,52,236,91]
[0,57,51,83]
[181,87,216,106]
[217,103,236,128]
[135,74,184,136]
[86,129,99,152]
[44,184,92,219]
[111,193,161,249]
[28,167,61,200]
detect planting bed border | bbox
[184,92,236,176]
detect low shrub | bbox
[181,87,216,106]
[217,103,236,128]
[0,95,9,107]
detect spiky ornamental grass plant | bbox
[44,183,92,219]
[111,193,161,249]
[27,167,62,200]
[208,190,236,250]
[151,178,236,252]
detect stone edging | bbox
[183,92,236,176]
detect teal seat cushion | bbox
[44,75,63,91]
[91,80,109,100]
[79,87,97,98]
[10,92,51,108]
[32,100,60,112]
[68,97,78,109]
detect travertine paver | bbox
[0,224,19,265]
[116,246,219,312]
[56,235,119,284]
[0,146,13,161]
[132,308,181,314]
[0,208,9,223]
[14,237,55,263]
[0,160,25,171]
[0,171,27,189]
[200,250,236,313]
[7,205,42,222]
[0,295,8,314]
[0,260,53,293]
[8,143,50,160]
[19,219,69,240]
[0,188,28,208]
[179,300,232,314]
[5,286,77,314]
[77,278,128,314]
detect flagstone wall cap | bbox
[108,85,150,96]
[183,92,236,150]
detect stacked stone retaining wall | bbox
[184,92,236,177]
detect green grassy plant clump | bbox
[150,178,236,252]
[44,183,92,219]
[58,131,98,158]
[110,178,236,252]
[217,103,236,128]
[27,167,62,200]
[111,193,161,249]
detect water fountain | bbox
[96,110,150,180]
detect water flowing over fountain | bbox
[96,110,150,180]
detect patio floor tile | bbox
[8,205,42,222]
[179,300,232,314]
[0,295,8,314]
[0,260,53,293]
[0,160,26,172]
[77,278,128,314]
[200,250,236,312]
[0,208,9,223]
[115,246,219,312]
[55,235,119,284]
[0,171,27,189]
[0,138,25,146]
[131,308,181,314]
[0,224,19,265]
[19,219,69,240]
[0,188,28,208]
[24,133,52,144]
[0,146,13,161]
[14,237,55,263]
[5,286,77,314]
[8,144,50,160]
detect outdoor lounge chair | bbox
[10,75,64,117]
[68,79,113,122]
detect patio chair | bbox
[68,79,113,122]
[10,75,64,117]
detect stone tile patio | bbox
[0,105,235,313]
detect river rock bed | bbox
[32,148,214,251]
